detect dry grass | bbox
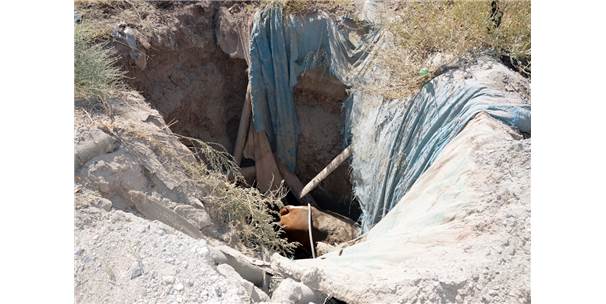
[370,0,530,99]
[172,135,297,254]
[282,0,356,16]
[75,0,164,41]
[75,22,125,101]
[249,0,357,17]
[111,120,297,255]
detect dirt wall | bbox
[114,4,248,153]
[110,3,359,221]
[294,68,360,220]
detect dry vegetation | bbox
[373,0,531,98]
[75,0,165,41]
[75,0,296,255]
[173,136,297,254]
[74,22,125,101]
[100,115,297,255]
[281,0,356,16]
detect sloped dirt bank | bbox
[74,92,297,303]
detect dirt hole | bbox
[114,8,361,256]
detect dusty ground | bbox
[73,93,306,303]
[74,205,253,304]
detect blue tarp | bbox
[248,5,531,231]
[249,6,378,172]
[344,81,530,231]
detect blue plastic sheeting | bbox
[345,75,530,231]
[248,5,531,231]
[248,6,379,171]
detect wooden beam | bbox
[233,83,252,166]
[253,131,284,193]
[299,145,352,199]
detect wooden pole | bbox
[299,145,352,199]
[254,131,284,193]
[277,162,316,205]
[233,83,252,166]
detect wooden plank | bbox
[253,131,284,193]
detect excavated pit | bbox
[114,7,248,153]
[294,68,360,220]
[113,5,360,223]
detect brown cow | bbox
[279,205,359,255]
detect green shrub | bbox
[74,23,125,100]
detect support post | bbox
[233,83,252,166]
[254,131,284,193]
[299,145,352,199]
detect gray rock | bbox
[271,278,324,304]
[130,260,144,279]
[173,205,212,230]
[163,275,176,285]
[128,190,202,239]
[215,245,268,288]
[74,128,119,170]
[92,197,112,211]
[215,7,246,60]
[217,264,269,302]
[208,246,227,265]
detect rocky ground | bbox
[75,205,255,304]
[74,93,326,304]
